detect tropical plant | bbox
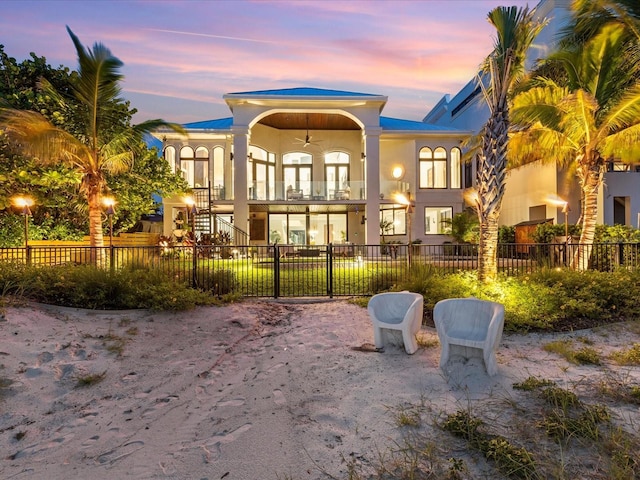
[560,0,640,44]
[474,6,546,282]
[509,22,640,269]
[442,210,479,244]
[380,218,393,243]
[0,27,184,252]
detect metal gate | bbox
[226,244,407,298]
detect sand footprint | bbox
[96,440,145,465]
[141,394,180,418]
[273,389,286,405]
[216,397,246,408]
[208,423,253,446]
[81,435,100,448]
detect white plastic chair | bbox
[368,291,424,354]
[433,297,505,376]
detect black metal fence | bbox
[1,242,639,298]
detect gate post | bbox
[274,244,280,298]
[327,243,333,298]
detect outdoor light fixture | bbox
[392,166,405,195]
[185,196,198,287]
[393,192,414,266]
[561,201,571,266]
[392,166,404,180]
[548,196,571,266]
[103,197,116,248]
[13,196,34,250]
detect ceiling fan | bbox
[294,115,322,148]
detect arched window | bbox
[450,147,461,189]
[164,146,176,173]
[180,146,209,188]
[419,147,447,189]
[325,151,350,199]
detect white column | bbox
[364,128,381,245]
[232,127,249,237]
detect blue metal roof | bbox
[226,87,382,97]
[177,115,463,134]
[380,116,464,132]
[144,134,163,150]
[183,117,234,129]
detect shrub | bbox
[0,263,217,311]
[196,268,238,296]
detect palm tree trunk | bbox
[573,158,604,270]
[87,187,106,266]
[477,111,508,282]
[478,217,500,282]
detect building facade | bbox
[423,0,640,229]
[154,88,471,247]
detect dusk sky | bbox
[2,0,532,124]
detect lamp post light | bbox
[103,197,116,248]
[185,197,198,287]
[562,201,570,267]
[14,196,34,264]
[393,192,414,267]
[103,197,116,271]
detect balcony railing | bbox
[249,181,366,201]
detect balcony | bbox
[249,181,366,202]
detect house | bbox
[153,87,470,247]
[423,0,640,229]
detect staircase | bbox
[191,186,249,245]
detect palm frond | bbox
[0,107,90,168]
[601,123,640,159]
[511,82,568,129]
[600,82,640,134]
[66,26,124,149]
[557,90,598,145]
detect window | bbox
[164,146,176,173]
[212,146,225,198]
[325,151,350,199]
[450,147,461,189]
[249,146,274,200]
[380,207,406,235]
[424,207,452,234]
[283,152,312,198]
[419,147,447,189]
[180,146,209,188]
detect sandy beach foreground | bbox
[1,299,639,479]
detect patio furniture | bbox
[287,189,304,200]
[433,297,505,376]
[334,190,350,200]
[368,291,424,354]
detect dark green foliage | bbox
[513,376,556,391]
[196,268,238,296]
[532,223,581,244]
[367,268,397,293]
[0,263,217,310]
[397,267,640,332]
[443,410,540,479]
[499,225,516,244]
[0,43,187,245]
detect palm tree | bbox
[510,23,640,269]
[475,6,546,282]
[0,27,184,251]
[561,0,640,44]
